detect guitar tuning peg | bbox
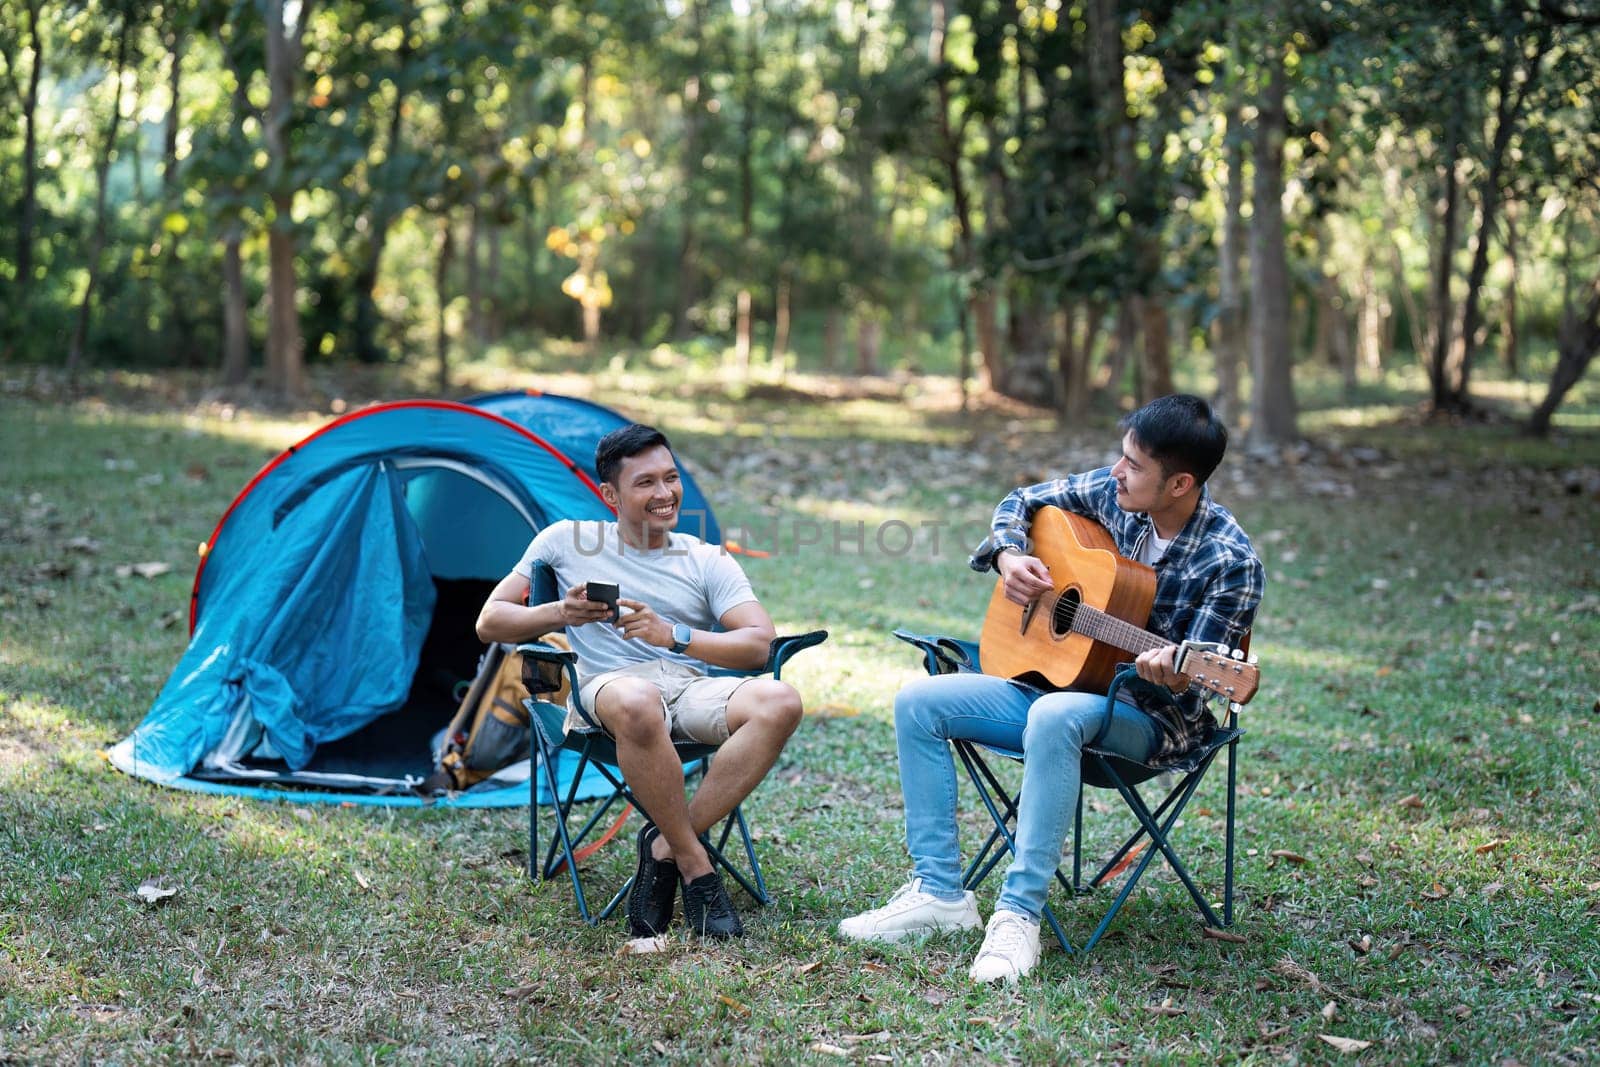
[1230,648,1244,660]
[1247,654,1259,666]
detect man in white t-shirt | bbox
[477,424,803,940]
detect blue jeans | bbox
[894,671,1160,920]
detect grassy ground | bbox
[1,354,1597,1065]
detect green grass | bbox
[2,356,1597,1064]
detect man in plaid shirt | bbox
[839,394,1264,985]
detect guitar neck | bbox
[1071,602,1170,659]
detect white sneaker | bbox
[836,878,982,943]
[968,908,1041,984]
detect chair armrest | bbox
[892,629,980,676]
[1097,666,1185,746]
[516,640,578,668]
[767,630,828,678]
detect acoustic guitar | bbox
[979,507,1260,705]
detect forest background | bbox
[2,0,1598,435]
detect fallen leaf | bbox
[1397,794,1424,809]
[1421,883,1449,900]
[717,994,750,1017]
[1321,1001,1338,1022]
[1482,882,1504,899]
[1272,957,1326,993]
[1474,839,1509,855]
[1348,935,1372,955]
[115,561,173,579]
[353,869,370,891]
[652,1040,668,1055]
[618,936,669,956]
[501,984,539,1001]
[1144,998,1186,1016]
[965,1017,998,1027]
[1202,926,1247,944]
[1269,849,1309,865]
[808,1044,848,1058]
[1318,1035,1373,1053]
[135,879,178,905]
[794,960,823,976]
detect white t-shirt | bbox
[1136,530,1172,566]
[514,519,756,682]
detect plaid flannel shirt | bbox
[970,466,1265,761]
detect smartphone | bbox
[585,580,620,622]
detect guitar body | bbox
[979,508,1157,693]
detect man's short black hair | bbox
[1118,394,1228,485]
[595,424,673,485]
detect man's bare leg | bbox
[651,679,803,864]
[594,679,714,880]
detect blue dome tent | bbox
[110,399,624,807]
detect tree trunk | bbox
[1058,300,1104,422]
[12,0,44,325]
[1138,296,1174,401]
[67,14,133,376]
[1427,106,1464,414]
[435,213,455,394]
[1215,104,1247,424]
[773,274,791,362]
[1501,202,1520,376]
[161,18,198,365]
[486,218,503,341]
[972,289,1001,392]
[855,313,880,376]
[736,289,753,371]
[262,0,310,399]
[1003,290,1053,404]
[1246,26,1297,447]
[1455,30,1547,406]
[672,0,705,340]
[1098,301,1136,396]
[466,200,484,343]
[1527,273,1599,436]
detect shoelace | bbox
[980,915,1032,958]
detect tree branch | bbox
[1537,0,1600,28]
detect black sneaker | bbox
[627,824,678,937]
[680,870,744,939]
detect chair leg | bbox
[1224,733,1238,927]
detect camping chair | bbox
[892,628,1247,955]
[520,565,827,925]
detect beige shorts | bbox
[567,659,752,745]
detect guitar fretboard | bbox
[1068,600,1168,657]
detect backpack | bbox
[422,637,572,793]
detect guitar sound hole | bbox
[1050,588,1081,638]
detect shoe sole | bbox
[838,916,982,944]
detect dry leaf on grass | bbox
[717,994,750,1017]
[1397,793,1424,809]
[808,1044,848,1058]
[1321,1001,1338,1022]
[1202,926,1247,944]
[1474,838,1509,855]
[134,879,178,905]
[618,936,669,956]
[794,960,823,976]
[1272,957,1326,994]
[1269,849,1309,865]
[1318,1034,1373,1053]
[1144,998,1186,1016]
[115,561,173,579]
[1420,883,1449,900]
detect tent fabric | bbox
[110,400,620,807]
[467,390,723,546]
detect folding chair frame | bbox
[521,630,827,926]
[893,629,1244,954]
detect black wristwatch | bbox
[670,623,693,654]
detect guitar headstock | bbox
[1177,642,1260,705]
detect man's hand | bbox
[1134,644,1191,693]
[996,549,1053,606]
[560,583,616,627]
[615,597,672,647]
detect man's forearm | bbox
[475,599,567,644]
[680,626,774,672]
